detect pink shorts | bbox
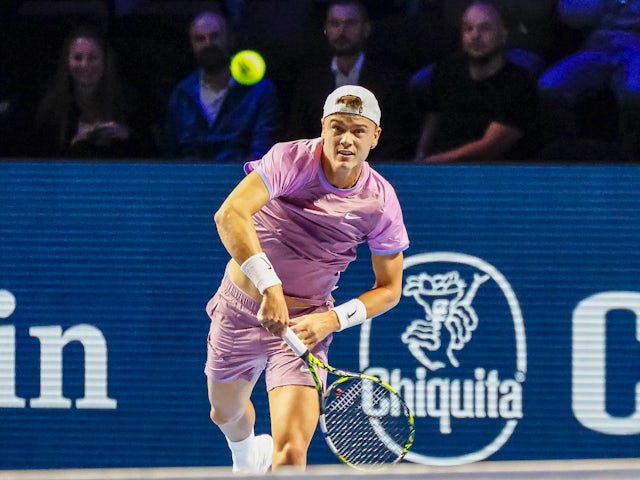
[204,272,333,391]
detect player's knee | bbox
[273,441,307,468]
[209,405,242,427]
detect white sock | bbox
[226,430,255,469]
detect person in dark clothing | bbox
[162,9,281,162]
[31,25,154,159]
[414,0,539,163]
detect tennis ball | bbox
[230,50,266,86]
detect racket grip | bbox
[283,327,309,357]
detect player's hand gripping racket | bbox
[283,327,415,469]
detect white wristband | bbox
[332,298,367,331]
[240,252,282,295]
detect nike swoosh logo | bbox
[345,212,361,220]
[347,308,357,319]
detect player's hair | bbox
[335,95,364,112]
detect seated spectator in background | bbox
[410,0,548,105]
[161,9,281,162]
[414,0,539,164]
[410,48,545,108]
[286,0,417,162]
[538,0,640,160]
[30,25,154,159]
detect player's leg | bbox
[204,271,273,473]
[207,376,258,441]
[268,384,320,469]
[265,305,332,469]
[208,376,273,473]
[264,308,331,469]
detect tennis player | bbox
[205,84,409,473]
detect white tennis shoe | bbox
[232,434,273,475]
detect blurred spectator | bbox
[161,9,281,162]
[414,0,539,163]
[410,47,544,104]
[538,0,640,160]
[285,0,418,162]
[30,25,154,159]
[410,0,549,101]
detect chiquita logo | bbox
[359,252,527,466]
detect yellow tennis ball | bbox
[230,50,266,86]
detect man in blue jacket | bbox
[162,9,282,162]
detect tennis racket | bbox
[283,327,415,470]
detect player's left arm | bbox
[359,251,405,316]
[290,251,404,349]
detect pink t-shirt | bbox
[244,137,409,305]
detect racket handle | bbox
[283,327,309,357]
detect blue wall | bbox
[0,162,638,469]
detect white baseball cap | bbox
[322,85,381,126]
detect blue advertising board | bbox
[0,162,638,469]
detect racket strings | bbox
[322,378,412,467]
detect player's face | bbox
[68,37,105,89]
[325,4,371,56]
[321,113,380,179]
[461,4,507,63]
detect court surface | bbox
[2,459,640,480]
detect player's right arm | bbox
[214,170,290,335]
[214,170,269,262]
